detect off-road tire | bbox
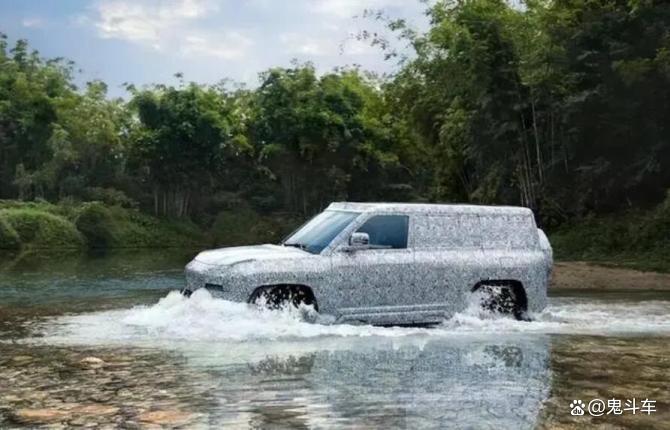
[477,284,526,320]
[249,285,317,311]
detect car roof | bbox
[327,202,534,217]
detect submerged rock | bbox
[2,394,21,403]
[11,355,33,364]
[138,410,193,426]
[79,356,106,368]
[12,408,70,424]
[72,404,119,416]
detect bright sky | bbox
[1,0,429,97]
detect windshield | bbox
[283,210,360,254]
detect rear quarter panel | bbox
[412,248,488,318]
[488,249,549,313]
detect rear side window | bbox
[356,215,409,249]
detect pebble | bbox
[2,394,21,402]
[80,356,106,368]
[138,410,193,426]
[72,404,120,416]
[12,408,70,424]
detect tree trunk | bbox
[531,99,543,184]
[153,187,159,216]
[550,110,555,168]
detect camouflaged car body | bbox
[185,203,552,324]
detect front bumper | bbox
[184,260,250,302]
[184,259,210,291]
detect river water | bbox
[0,251,669,429]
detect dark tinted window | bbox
[356,215,409,249]
[284,210,360,254]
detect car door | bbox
[411,213,487,319]
[329,214,414,323]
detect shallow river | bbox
[0,251,669,429]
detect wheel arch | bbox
[248,283,319,311]
[472,279,528,312]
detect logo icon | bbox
[588,399,606,416]
[570,400,586,416]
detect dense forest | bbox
[1,0,669,264]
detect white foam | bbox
[37,289,423,346]
[33,289,670,348]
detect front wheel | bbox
[249,285,316,310]
[248,285,319,322]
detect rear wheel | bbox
[475,284,527,320]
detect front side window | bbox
[356,215,409,249]
[283,210,360,254]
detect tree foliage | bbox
[1,0,669,229]
[385,0,670,225]
[128,82,251,217]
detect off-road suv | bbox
[184,202,552,324]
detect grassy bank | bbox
[2,198,668,274]
[0,200,301,256]
[0,200,205,252]
[549,196,670,273]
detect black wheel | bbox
[249,285,318,311]
[180,288,193,298]
[476,284,526,320]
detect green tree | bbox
[252,64,410,215]
[387,0,538,206]
[382,0,670,224]
[0,35,75,199]
[129,82,251,217]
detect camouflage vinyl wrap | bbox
[185,203,552,325]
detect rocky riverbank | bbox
[0,345,208,428]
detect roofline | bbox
[326,202,534,215]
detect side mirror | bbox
[349,232,370,248]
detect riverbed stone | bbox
[72,404,119,416]
[12,407,70,424]
[80,356,106,367]
[138,410,193,426]
[2,394,21,402]
[11,355,33,364]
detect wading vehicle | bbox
[184,203,552,324]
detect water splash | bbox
[14,290,670,429]
[31,289,670,348]
[443,296,670,335]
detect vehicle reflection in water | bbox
[184,335,551,429]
